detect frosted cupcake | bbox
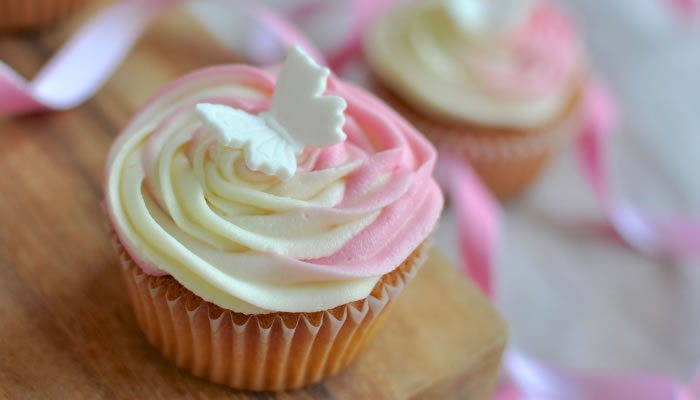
[365,0,585,199]
[104,46,443,391]
[0,0,90,31]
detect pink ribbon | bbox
[0,0,323,117]
[0,0,393,117]
[255,0,395,72]
[439,81,700,399]
[576,82,700,258]
[667,0,699,17]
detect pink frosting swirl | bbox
[104,65,443,313]
[466,2,580,99]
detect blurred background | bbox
[280,0,700,379]
[2,0,699,385]
[450,0,700,378]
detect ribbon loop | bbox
[0,0,324,117]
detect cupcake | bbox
[0,0,90,31]
[104,46,443,391]
[364,0,585,199]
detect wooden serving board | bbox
[0,7,506,399]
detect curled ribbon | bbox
[576,83,700,258]
[668,0,699,17]
[0,0,392,117]
[439,82,700,399]
[0,0,323,117]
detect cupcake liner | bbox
[373,78,584,199]
[112,231,428,391]
[0,0,89,31]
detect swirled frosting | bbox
[105,65,443,314]
[365,0,582,128]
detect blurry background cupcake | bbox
[365,0,586,199]
[0,0,90,31]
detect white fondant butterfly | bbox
[195,45,347,181]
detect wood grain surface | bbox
[0,8,506,400]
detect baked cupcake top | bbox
[104,46,443,314]
[365,0,582,129]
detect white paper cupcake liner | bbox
[112,233,428,391]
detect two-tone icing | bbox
[105,47,443,314]
[365,0,582,128]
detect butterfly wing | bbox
[196,103,298,180]
[195,47,347,181]
[269,45,347,149]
